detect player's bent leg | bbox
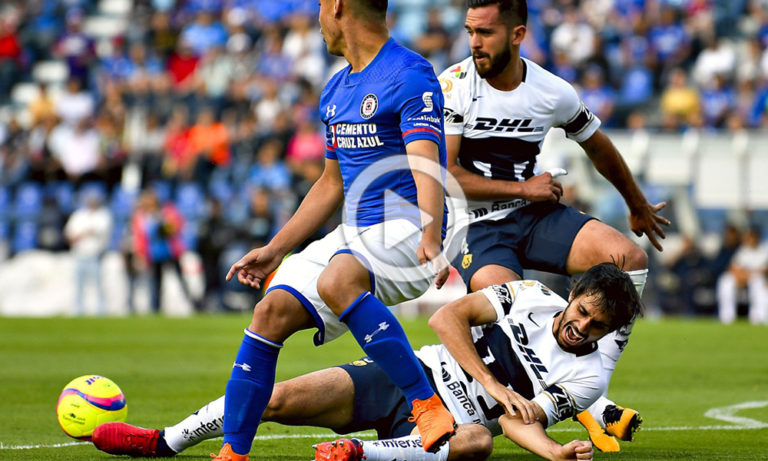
[220,290,315,458]
[566,220,648,274]
[263,367,355,430]
[318,254,455,452]
[314,424,491,461]
[468,264,522,292]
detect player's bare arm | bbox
[500,413,593,461]
[407,138,451,289]
[226,158,345,288]
[579,130,670,251]
[429,290,538,424]
[446,134,563,203]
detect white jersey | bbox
[415,280,605,434]
[438,57,601,222]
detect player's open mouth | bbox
[563,324,584,346]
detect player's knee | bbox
[263,383,288,422]
[622,243,648,270]
[248,294,305,341]
[453,425,493,460]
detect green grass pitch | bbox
[1,315,767,460]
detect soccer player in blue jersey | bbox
[203,0,455,459]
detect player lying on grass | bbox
[92,262,640,461]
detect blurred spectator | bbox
[579,66,616,126]
[660,68,701,131]
[167,39,200,92]
[716,226,768,324]
[247,138,290,192]
[197,197,237,311]
[55,78,95,126]
[0,14,23,103]
[48,118,101,186]
[661,235,710,315]
[282,14,326,87]
[148,11,179,59]
[550,7,595,66]
[699,74,735,129]
[53,8,94,84]
[28,84,57,126]
[708,223,742,283]
[131,190,198,313]
[692,35,736,88]
[187,107,230,184]
[286,118,324,171]
[180,9,228,56]
[64,193,113,316]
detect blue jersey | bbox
[320,38,447,231]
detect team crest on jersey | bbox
[360,93,378,119]
[439,77,453,94]
[540,284,552,296]
[462,254,472,269]
[450,64,467,79]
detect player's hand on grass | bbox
[521,172,564,203]
[417,238,450,289]
[486,381,538,424]
[557,440,593,461]
[629,201,669,252]
[226,246,284,289]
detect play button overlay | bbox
[382,189,432,250]
[341,155,468,284]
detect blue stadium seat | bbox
[0,186,10,221]
[77,181,108,208]
[12,220,38,254]
[175,182,206,220]
[209,178,234,202]
[111,185,138,221]
[45,181,75,214]
[13,183,43,221]
[150,181,173,204]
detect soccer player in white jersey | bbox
[92,262,640,461]
[436,0,670,451]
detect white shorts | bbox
[266,220,435,345]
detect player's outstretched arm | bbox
[446,135,563,203]
[500,413,593,461]
[407,138,450,288]
[226,159,345,288]
[579,130,670,252]
[429,291,538,423]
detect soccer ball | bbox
[56,375,128,440]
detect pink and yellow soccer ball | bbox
[56,375,128,440]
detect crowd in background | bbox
[1,0,768,319]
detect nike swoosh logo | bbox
[528,312,539,327]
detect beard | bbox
[473,44,512,79]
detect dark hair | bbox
[356,0,388,20]
[467,0,527,26]
[570,262,642,331]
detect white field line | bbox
[3,401,767,451]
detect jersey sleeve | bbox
[324,123,337,160]
[479,283,517,323]
[532,374,605,428]
[393,64,444,146]
[553,82,601,143]
[438,66,468,136]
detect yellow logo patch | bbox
[462,254,473,269]
[439,77,453,94]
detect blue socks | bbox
[222,329,282,455]
[340,292,434,406]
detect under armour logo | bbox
[364,322,390,343]
[326,105,336,118]
[233,362,252,372]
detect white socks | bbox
[163,396,225,453]
[360,435,449,461]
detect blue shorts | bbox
[451,202,595,286]
[336,358,438,439]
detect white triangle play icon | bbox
[382,189,432,250]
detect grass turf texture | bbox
[1,315,767,460]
